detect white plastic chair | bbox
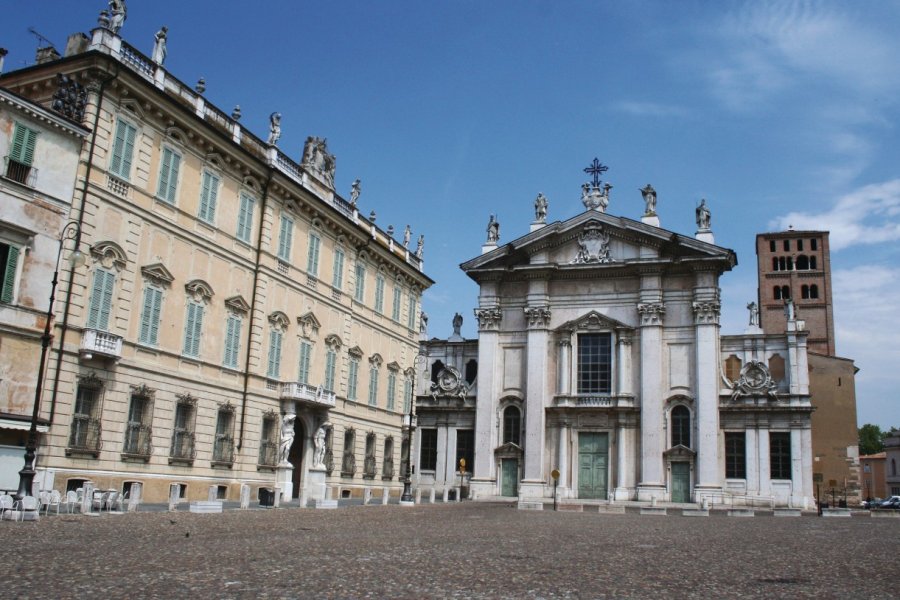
[92,491,109,512]
[38,491,51,512]
[106,491,119,512]
[13,495,39,521]
[0,494,13,520]
[44,490,62,515]
[64,490,78,513]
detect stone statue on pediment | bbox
[403,225,411,249]
[152,26,168,66]
[641,184,657,216]
[415,234,424,259]
[350,179,361,206]
[696,199,711,230]
[108,0,127,34]
[534,193,548,223]
[267,113,281,145]
[486,215,500,244]
[303,136,336,188]
[747,301,760,327]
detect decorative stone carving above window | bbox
[692,301,721,325]
[224,295,251,316]
[524,306,551,329]
[324,334,343,351]
[184,279,214,304]
[571,223,613,264]
[430,365,468,401]
[474,307,502,331]
[387,361,401,372]
[90,241,128,270]
[268,311,289,332]
[637,303,666,326]
[297,312,321,339]
[140,263,174,287]
[724,360,778,401]
[556,310,632,335]
[175,392,198,406]
[369,353,383,368]
[347,345,364,359]
[130,383,155,399]
[78,372,104,389]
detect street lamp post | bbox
[14,221,85,501]
[399,399,417,505]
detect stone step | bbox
[682,508,709,517]
[640,506,667,516]
[517,501,544,511]
[557,503,583,512]
[728,509,755,517]
[597,505,626,514]
[315,499,338,510]
[821,508,851,518]
[774,509,802,517]
[870,510,900,518]
[189,501,223,514]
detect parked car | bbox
[863,498,882,509]
[879,496,900,509]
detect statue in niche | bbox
[486,215,500,244]
[641,184,657,215]
[415,234,424,259]
[313,424,329,468]
[279,413,296,464]
[267,112,281,145]
[696,199,711,230]
[534,193,548,223]
[747,301,760,327]
[403,225,411,249]
[151,26,168,66]
[108,0,127,34]
[350,179,361,206]
[452,313,463,336]
[572,224,612,264]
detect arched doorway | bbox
[289,417,305,500]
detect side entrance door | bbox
[671,462,691,503]
[500,459,518,497]
[578,432,608,499]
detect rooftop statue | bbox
[151,26,167,66]
[303,136,336,188]
[641,184,657,216]
[415,234,424,259]
[403,225,411,249]
[696,198,711,230]
[452,312,463,336]
[747,301,760,327]
[108,0,127,34]
[534,193,548,223]
[350,179,361,206]
[267,112,281,146]
[486,215,500,244]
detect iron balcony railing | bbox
[213,435,235,464]
[341,452,356,477]
[363,455,377,479]
[68,416,102,455]
[3,157,37,187]
[258,441,278,467]
[169,430,196,461]
[122,423,153,458]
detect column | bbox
[790,429,803,507]
[436,426,449,485]
[470,304,502,497]
[616,333,633,396]
[745,428,759,495]
[557,340,571,395]
[637,298,666,501]
[800,427,813,509]
[757,428,771,497]
[693,289,723,499]
[520,304,551,500]
[557,423,568,493]
[614,424,629,500]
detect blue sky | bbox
[4,1,899,428]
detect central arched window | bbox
[503,406,521,446]
[671,405,690,448]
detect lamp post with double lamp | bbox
[14,221,86,501]
[399,398,417,505]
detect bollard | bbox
[207,485,218,501]
[364,487,372,505]
[382,487,390,505]
[81,482,95,514]
[240,484,250,510]
[415,488,422,504]
[442,488,449,503]
[127,483,142,512]
[429,488,436,504]
[168,483,180,512]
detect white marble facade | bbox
[422,202,814,509]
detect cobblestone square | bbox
[1,503,896,599]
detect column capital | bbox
[524,305,551,329]
[637,302,666,326]
[474,306,502,331]
[692,301,721,325]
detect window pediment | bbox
[386,361,401,372]
[297,311,321,339]
[369,353,383,368]
[224,295,251,315]
[324,333,343,350]
[663,445,696,459]
[268,311,289,331]
[556,310,632,334]
[347,345,364,358]
[184,279,213,303]
[494,442,523,457]
[90,241,127,270]
[140,263,174,286]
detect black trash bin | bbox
[259,487,274,507]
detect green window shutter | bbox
[10,123,38,166]
[407,294,416,330]
[354,264,365,302]
[182,303,196,355]
[307,234,320,276]
[267,331,282,378]
[110,119,137,180]
[387,372,396,411]
[237,194,254,242]
[149,288,162,344]
[190,304,204,357]
[332,248,344,289]
[403,379,412,414]
[87,269,115,330]
[198,172,219,222]
[368,367,378,406]
[348,358,358,400]
[392,287,401,321]
[139,286,162,344]
[167,151,180,201]
[299,341,311,384]
[278,216,293,260]
[325,350,336,391]
[224,315,241,368]
[157,148,180,203]
[1,245,20,303]
[375,276,385,313]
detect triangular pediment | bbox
[663,444,697,459]
[140,263,174,286]
[556,310,633,334]
[494,442,523,457]
[297,312,321,339]
[224,295,251,315]
[461,210,735,279]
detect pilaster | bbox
[521,303,550,497]
[693,297,722,493]
[637,300,666,500]
[470,304,502,497]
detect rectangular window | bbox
[769,240,775,252]
[69,382,101,451]
[277,215,293,261]
[374,275,385,314]
[222,314,241,369]
[298,340,312,384]
[386,371,396,411]
[7,122,38,184]
[123,393,152,456]
[577,333,612,394]
[258,413,278,466]
[182,301,204,358]
[86,268,116,331]
[811,238,818,251]
[267,330,283,379]
[347,357,359,400]
[392,286,402,321]
[109,118,137,180]
[456,429,474,473]
[236,193,255,243]
[212,408,235,464]
[138,286,163,345]
[783,239,790,252]
[324,349,336,392]
[725,432,746,479]
[306,233,321,277]
[368,366,379,407]
[156,147,181,204]
[419,428,438,471]
[403,379,412,414]
[0,242,21,304]
[354,263,366,302]
[797,239,803,251]
[197,171,220,223]
[332,247,344,289]
[407,293,416,330]
[170,400,195,461]
[770,432,792,480]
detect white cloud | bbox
[770,179,900,251]
[612,101,687,118]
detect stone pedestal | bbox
[239,484,250,510]
[517,480,546,502]
[276,463,294,502]
[641,214,660,228]
[306,467,327,503]
[207,486,218,501]
[81,482,95,514]
[695,230,714,244]
[167,483,179,512]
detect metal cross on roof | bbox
[583,158,608,187]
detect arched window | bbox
[774,286,782,300]
[430,360,444,384]
[786,257,794,270]
[781,286,790,299]
[772,257,779,271]
[796,255,809,270]
[801,285,810,299]
[810,285,819,299]
[810,256,817,269]
[503,406,521,446]
[671,406,690,448]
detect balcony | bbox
[80,329,123,361]
[169,431,196,465]
[258,441,278,468]
[279,382,336,409]
[3,157,37,187]
[66,416,102,457]
[382,457,394,481]
[212,435,235,467]
[122,423,153,461]
[363,455,377,479]
[552,394,635,409]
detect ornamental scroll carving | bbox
[571,224,613,264]
[474,307,502,331]
[524,306,551,328]
[725,360,778,401]
[637,303,666,326]
[430,365,469,401]
[692,301,721,325]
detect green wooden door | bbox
[671,462,691,503]
[577,432,608,499]
[501,459,518,497]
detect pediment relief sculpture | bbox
[571,223,613,264]
[430,365,468,401]
[184,279,214,303]
[723,360,778,401]
[224,295,251,315]
[140,263,174,287]
[297,312,321,339]
[556,310,632,334]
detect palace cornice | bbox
[0,88,91,138]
